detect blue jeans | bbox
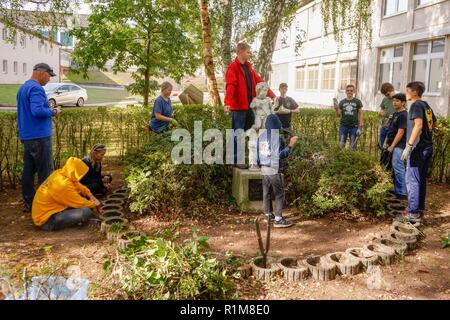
[392,147,406,196]
[405,145,433,215]
[41,208,93,231]
[380,127,389,148]
[22,137,53,208]
[338,125,357,150]
[231,109,254,163]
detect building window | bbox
[321,63,336,90]
[307,65,319,90]
[417,0,434,6]
[378,45,403,91]
[412,39,444,94]
[60,31,74,47]
[339,60,357,90]
[2,60,7,74]
[384,0,407,16]
[2,28,7,41]
[308,4,322,39]
[295,66,305,90]
[13,61,18,74]
[23,63,27,75]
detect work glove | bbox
[401,143,414,161]
[356,127,363,136]
[171,118,180,127]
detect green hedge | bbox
[0,105,449,191]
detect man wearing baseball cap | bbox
[16,62,61,212]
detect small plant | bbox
[108,222,124,234]
[441,234,450,249]
[105,231,234,300]
[120,231,141,240]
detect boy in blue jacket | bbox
[258,114,297,228]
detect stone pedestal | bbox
[232,167,263,212]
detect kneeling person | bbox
[32,157,101,231]
[258,114,297,228]
[80,143,112,196]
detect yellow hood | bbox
[60,157,89,182]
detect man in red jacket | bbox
[224,42,276,167]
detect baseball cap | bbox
[33,63,56,77]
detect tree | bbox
[71,0,201,107]
[254,0,287,81]
[0,0,79,41]
[219,0,233,75]
[199,0,222,106]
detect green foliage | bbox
[110,231,234,300]
[286,144,391,217]
[108,222,124,234]
[441,234,450,249]
[321,0,373,45]
[71,0,201,104]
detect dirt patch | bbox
[1,162,449,299]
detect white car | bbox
[44,83,88,107]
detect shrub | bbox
[106,231,235,300]
[286,145,391,217]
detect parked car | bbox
[44,83,88,107]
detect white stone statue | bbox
[247,82,273,171]
[250,82,273,130]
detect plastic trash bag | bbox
[5,273,89,300]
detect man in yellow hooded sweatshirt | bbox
[32,157,101,231]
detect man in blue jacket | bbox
[258,114,297,228]
[17,63,60,212]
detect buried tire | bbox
[303,255,337,281]
[345,247,379,270]
[251,256,281,281]
[385,232,418,250]
[277,257,309,282]
[324,252,361,276]
[362,243,396,266]
[390,224,420,242]
[372,237,408,257]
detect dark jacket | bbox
[257,114,291,172]
[80,157,109,196]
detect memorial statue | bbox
[247,82,273,171]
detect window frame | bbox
[295,66,306,91]
[412,39,445,95]
[339,60,357,91]
[307,65,319,91]
[383,0,408,17]
[2,60,8,74]
[378,45,404,91]
[321,63,336,91]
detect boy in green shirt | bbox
[379,83,396,148]
[333,84,363,150]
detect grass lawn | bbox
[0,84,133,106]
[0,84,20,106]
[63,69,119,85]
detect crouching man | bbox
[32,157,101,231]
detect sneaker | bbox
[264,213,275,221]
[394,211,408,222]
[407,213,422,223]
[273,218,294,228]
[23,204,31,213]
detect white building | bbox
[0,20,61,84]
[267,0,450,116]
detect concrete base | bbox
[232,167,263,212]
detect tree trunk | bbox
[255,0,286,81]
[199,0,222,106]
[220,0,233,75]
[143,34,151,107]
